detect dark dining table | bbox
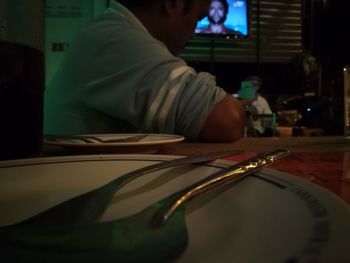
[44,136,350,206]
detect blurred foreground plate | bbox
[0,154,349,262]
[43,133,185,153]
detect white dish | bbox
[0,154,349,262]
[43,133,184,152]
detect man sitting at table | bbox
[243,76,277,137]
[44,0,246,142]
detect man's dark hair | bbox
[216,0,229,15]
[115,0,195,13]
[246,75,262,86]
[115,0,154,9]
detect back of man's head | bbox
[245,75,262,87]
[116,0,153,9]
[116,0,194,11]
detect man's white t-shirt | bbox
[44,1,227,140]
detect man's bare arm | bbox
[199,95,246,142]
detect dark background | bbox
[186,0,349,135]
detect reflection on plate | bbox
[43,133,185,153]
[0,155,349,262]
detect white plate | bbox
[0,154,349,262]
[43,133,185,152]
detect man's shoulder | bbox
[252,95,268,107]
[257,94,268,102]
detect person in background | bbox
[44,0,246,142]
[197,0,242,35]
[245,76,276,137]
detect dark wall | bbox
[303,0,349,134]
[310,0,350,67]
[304,0,350,85]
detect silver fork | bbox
[151,149,291,227]
[16,149,243,226]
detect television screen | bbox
[195,0,249,38]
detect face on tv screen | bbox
[195,0,248,37]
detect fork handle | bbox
[151,149,291,227]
